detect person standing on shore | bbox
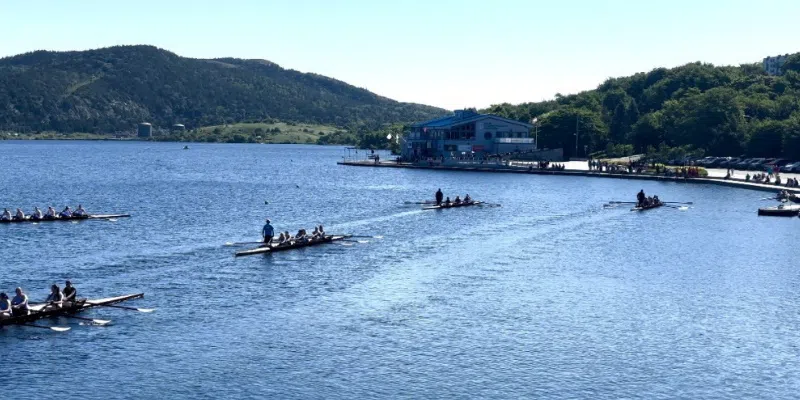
[435,189,444,206]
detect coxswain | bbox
[1,208,11,221]
[44,284,64,311]
[636,190,646,207]
[0,293,11,320]
[59,206,72,218]
[73,204,87,217]
[435,188,444,206]
[31,207,43,220]
[14,208,25,221]
[262,219,275,245]
[63,280,77,306]
[44,206,57,219]
[464,194,472,203]
[11,287,29,317]
[454,196,462,204]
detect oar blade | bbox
[136,308,156,313]
[91,319,112,325]
[50,326,71,332]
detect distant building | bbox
[401,109,535,160]
[763,54,789,76]
[137,122,152,138]
[171,123,186,131]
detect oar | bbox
[21,323,71,332]
[224,241,266,246]
[98,304,155,313]
[346,235,383,239]
[608,201,638,204]
[60,315,111,325]
[663,201,693,205]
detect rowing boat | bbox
[423,201,483,210]
[631,202,664,211]
[0,293,144,327]
[757,204,800,217]
[235,235,352,257]
[0,214,131,224]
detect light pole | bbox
[532,117,539,151]
[575,115,580,158]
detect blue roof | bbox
[409,111,533,129]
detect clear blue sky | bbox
[2,0,799,110]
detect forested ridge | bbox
[484,54,800,159]
[0,45,446,135]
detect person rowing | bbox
[31,207,43,221]
[11,287,29,317]
[63,280,77,307]
[1,208,11,221]
[295,229,308,242]
[14,208,25,221]
[311,226,321,240]
[44,284,64,311]
[318,225,325,237]
[262,219,275,245]
[636,189,646,207]
[464,194,472,203]
[454,196,462,204]
[44,206,57,220]
[444,197,451,206]
[0,293,11,320]
[653,195,660,205]
[73,204,87,217]
[435,188,444,206]
[277,232,287,245]
[59,206,73,218]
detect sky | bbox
[2,0,800,110]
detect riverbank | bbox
[338,159,800,195]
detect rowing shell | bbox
[0,293,144,327]
[423,201,483,210]
[631,202,664,211]
[0,214,131,224]
[235,235,351,257]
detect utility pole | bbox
[575,115,580,158]
[532,117,539,150]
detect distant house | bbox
[763,54,789,76]
[401,109,535,160]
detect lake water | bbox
[1,141,799,399]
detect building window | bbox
[484,132,492,140]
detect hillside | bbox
[0,45,446,135]
[484,54,800,159]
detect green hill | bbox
[484,54,800,159]
[0,45,446,137]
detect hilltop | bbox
[0,45,446,137]
[484,54,800,159]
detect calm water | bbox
[1,141,799,399]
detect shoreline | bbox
[338,160,800,195]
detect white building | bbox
[763,54,789,76]
[401,109,535,160]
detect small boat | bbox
[0,293,144,329]
[0,214,130,224]
[631,202,664,211]
[423,201,483,210]
[757,204,800,217]
[235,235,351,257]
[183,145,189,150]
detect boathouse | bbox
[401,109,536,160]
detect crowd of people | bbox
[1,205,88,221]
[0,281,77,320]
[261,219,327,247]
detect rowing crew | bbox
[636,190,661,207]
[262,219,327,246]
[434,188,472,206]
[1,205,88,221]
[0,281,77,320]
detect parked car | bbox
[734,158,755,169]
[721,157,742,168]
[696,156,716,166]
[784,161,800,172]
[746,158,766,170]
[708,157,731,168]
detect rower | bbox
[454,196,462,204]
[444,197,451,205]
[63,280,77,307]
[31,207,43,220]
[11,287,29,317]
[464,194,472,203]
[653,195,660,204]
[637,190,646,207]
[435,188,444,206]
[44,284,64,311]
[59,206,72,218]
[14,208,25,221]
[1,208,11,221]
[45,206,57,219]
[277,232,287,244]
[318,225,325,237]
[0,293,11,320]
[262,219,275,245]
[73,204,87,217]
[295,229,307,242]
[311,226,321,239]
